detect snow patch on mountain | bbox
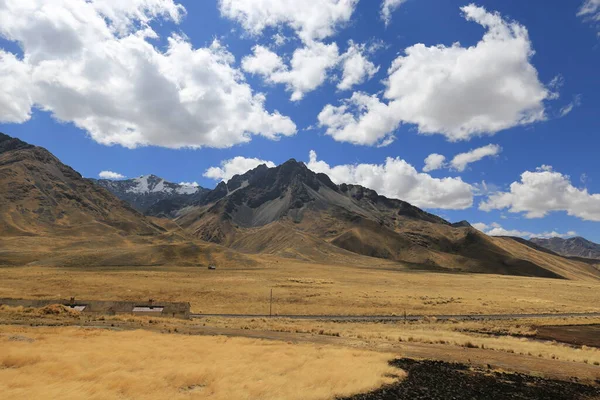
[93,174,207,214]
[123,175,201,195]
[227,180,249,196]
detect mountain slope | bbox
[0,133,162,237]
[492,236,600,281]
[92,175,209,216]
[0,133,261,269]
[531,237,600,260]
[175,159,600,281]
[3,132,597,280]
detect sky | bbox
[0,0,599,241]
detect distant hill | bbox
[92,175,209,216]
[531,237,600,260]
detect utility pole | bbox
[269,289,273,317]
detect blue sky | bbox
[1,0,599,240]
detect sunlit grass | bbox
[0,264,599,316]
[204,317,600,365]
[0,326,400,400]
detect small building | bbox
[0,298,191,319]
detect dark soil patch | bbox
[535,325,600,348]
[340,359,600,400]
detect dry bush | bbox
[0,326,400,400]
[37,304,80,316]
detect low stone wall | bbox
[0,298,191,319]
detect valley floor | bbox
[0,261,599,316]
[0,306,599,399]
[1,261,600,399]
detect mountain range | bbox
[531,237,600,260]
[0,133,253,268]
[2,132,599,281]
[92,175,209,216]
[170,159,600,280]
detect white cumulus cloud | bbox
[381,0,408,26]
[0,50,33,123]
[385,4,551,140]
[423,153,446,172]
[480,166,600,221]
[472,222,576,239]
[204,157,276,181]
[0,0,296,149]
[218,0,358,43]
[179,181,199,187]
[338,41,379,91]
[243,39,377,100]
[318,92,400,146]
[450,144,501,172]
[242,42,340,101]
[241,45,285,76]
[307,150,473,210]
[423,145,501,173]
[99,170,126,180]
[318,5,553,146]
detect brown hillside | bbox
[492,237,600,282]
[0,133,257,269]
[0,133,161,237]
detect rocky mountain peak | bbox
[571,236,589,245]
[92,174,208,214]
[212,158,325,202]
[182,157,450,231]
[452,220,473,228]
[0,132,34,154]
[530,236,600,260]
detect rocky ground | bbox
[341,359,600,400]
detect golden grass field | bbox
[203,316,600,366]
[0,324,399,400]
[2,237,600,399]
[1,259,599,315]
[1,305,599,388]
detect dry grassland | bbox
[204,317,600,366]
[0,325,399,400]
[0,262,599,315]
[2,305,598,368]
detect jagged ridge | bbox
[172,159,600,281]
[531,237,600,260]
